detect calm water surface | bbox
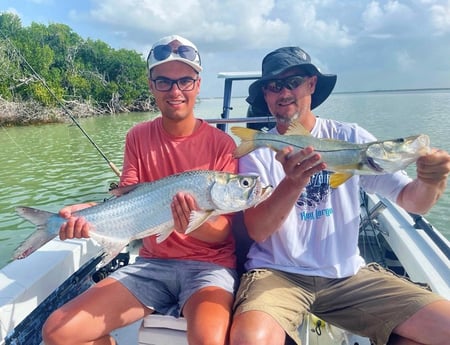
[1,90,449,268]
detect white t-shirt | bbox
[239,117,412,278]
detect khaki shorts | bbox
[233,263,443,345]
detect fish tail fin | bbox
[14,206,58,259]
[231,127,258,158]
[16,206,55,226]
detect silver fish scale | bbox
[254,133,368,171]
[73,171,220,240]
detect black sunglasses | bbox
[263,75,309,93]
[149,44,199,62]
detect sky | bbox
[2,0,450,98]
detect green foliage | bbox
[0,12,154,113]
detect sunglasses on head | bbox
[263,75,309,93]
[149,44,199,62]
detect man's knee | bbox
[41,310,68,345]
[230,311,286,345]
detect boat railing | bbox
[206,116,275,125]
[409,213,450,260]
[215,71,262,131]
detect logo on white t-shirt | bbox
[296,170,331,208]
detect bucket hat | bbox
[246,47,337,113]
[147,35,202,73]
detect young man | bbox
[230,46,450,345]
[42,35,238,345]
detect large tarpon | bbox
[231,123,430,188]
[15,170,272,266]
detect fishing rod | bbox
[0,30,121,177]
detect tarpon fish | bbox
[15,170,272,266]
[231,123,430,188]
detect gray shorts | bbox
[233,263,444,345]
[110,257,238,317]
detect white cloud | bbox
[429,0,450,34]
[283,2,354,48]
[85,0,358,51]
[362,0,416,38]
[87,0,291,50]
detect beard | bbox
[274,112,299,126]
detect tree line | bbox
[0,12,155,125]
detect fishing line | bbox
[1,125,36,163]
[0,30,121,177]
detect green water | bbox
[0,113,153,267]
[1,90,450,268]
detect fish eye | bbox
[240,177,253,188]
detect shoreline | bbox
[335,87,450,95]
[0,97,156,126]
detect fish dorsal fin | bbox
[230,127,260,158]
[109,184,140,197]
[285,122,311,136]
[330,173,353,188]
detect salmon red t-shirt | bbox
[119,117,238,268]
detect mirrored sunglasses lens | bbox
[285,76,306,90]
[152,45,172,61]
[265,80,283,93]
[177,46,197,61]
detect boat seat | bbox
[142,314,187,331]
[138,314,187,345]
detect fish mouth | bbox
[255,184,273,205]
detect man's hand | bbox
[416,149,450,185]
[171,192,198,234]
[276,146,326,188]
[58,203,95,240]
